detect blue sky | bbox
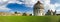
[7,3,33,14]
[0,0,60,14]
[7,3,33,13]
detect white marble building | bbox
[33,1,45,16]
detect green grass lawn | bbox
[0,16,60,22]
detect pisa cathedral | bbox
[33,1,56,16]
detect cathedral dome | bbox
[35,1,42,5]
[34,1,44,9]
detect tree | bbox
[22,13,27,16]
[29,14,32,16]
[15,11,18,14]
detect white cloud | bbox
[0,0,11,11]
[55,3,60,7]
[22,0,38,7]
[8,0,23,4]
[43,0,60,12]
[0,5,11,11]
[8,0,17,3]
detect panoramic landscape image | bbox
[0,0,60,22]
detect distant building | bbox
[0,12,22,16]
[46,10,56,16]
[53,10,56,15]
[0,12,13,16]
[33,1,45,16]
